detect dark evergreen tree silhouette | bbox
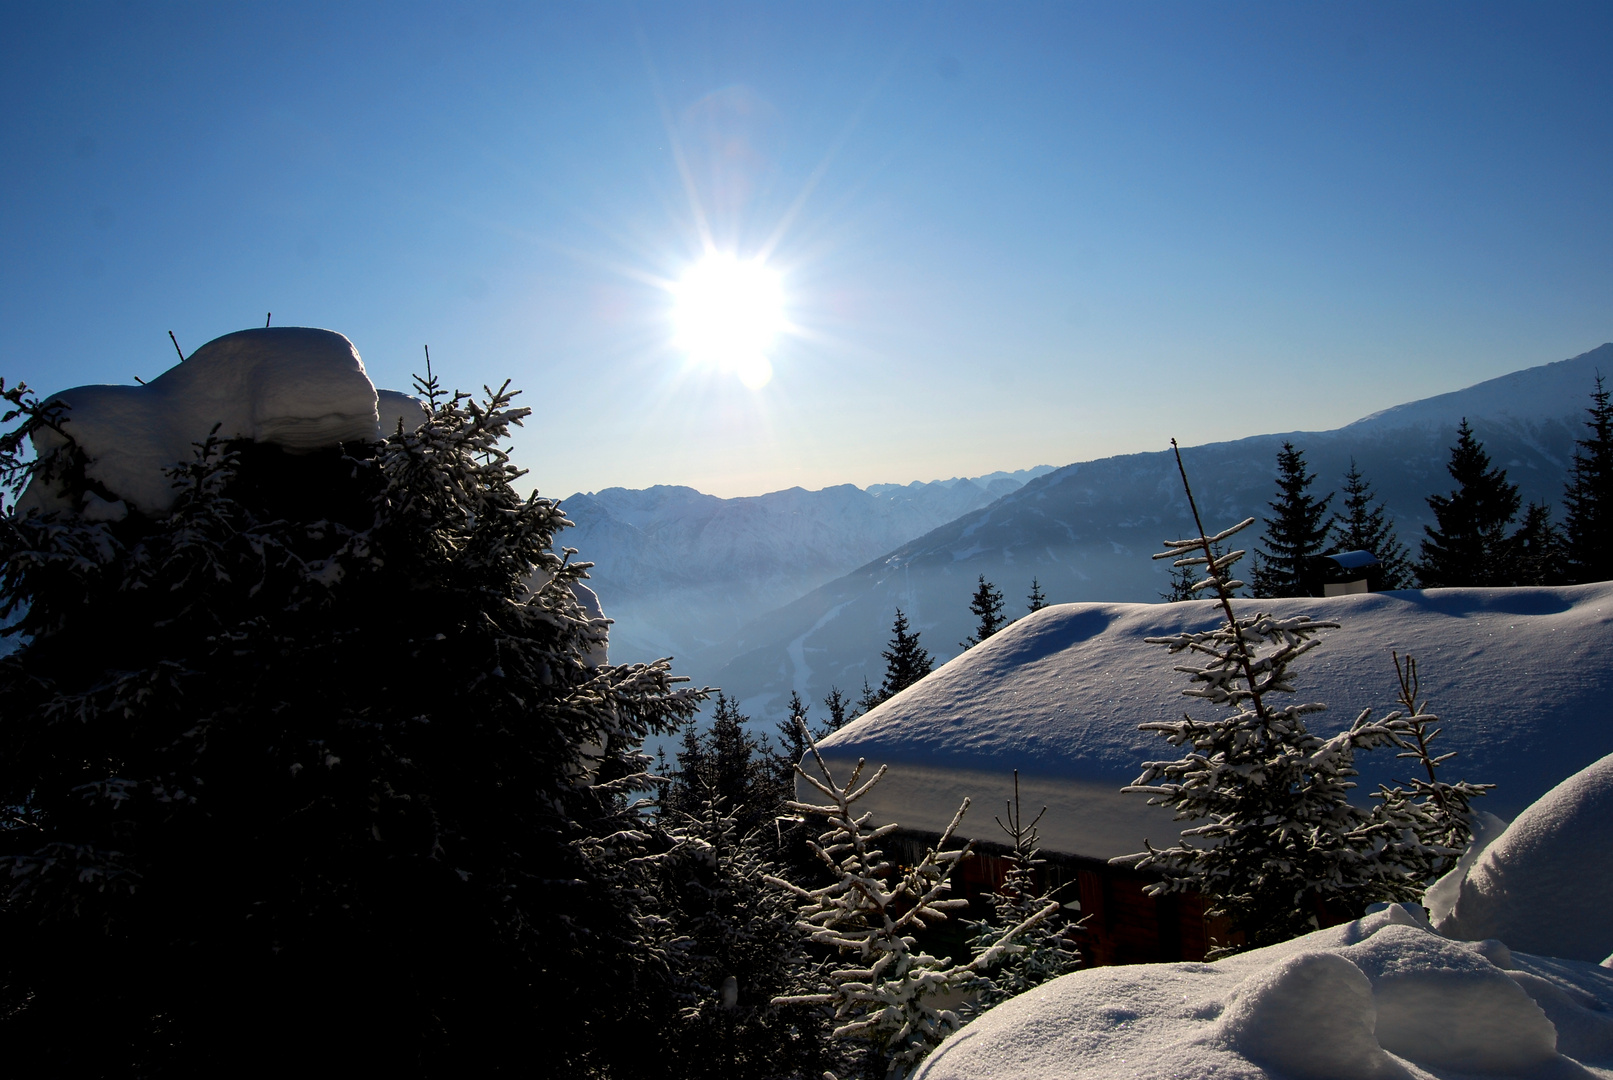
[1563,375,1613,583]
[1418,419,1522,587]
[655,782,840,1080]
[1160,559,1200,602]
[961,574,1007,648]
[670,717,711,815]
[0,375,706,1076]
[1026,578,1048,612]
[771,690,822,797]
[877,608,933,703]
[1331,459,1415,590]
[822,685,854,731]
[1250,442,1334,597]
[1509,501,1566,586]
[670,693,775,836]
[855,676,883,716]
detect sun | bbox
[672,253,786,388]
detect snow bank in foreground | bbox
[807,584,1613,859]
[913,904,1613,1080]
[18,327,426,517]
[1438,751,1613,963]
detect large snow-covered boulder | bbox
[913,904,1613,1079]
[18,327,425,517]
[806,585,1613,860]
[1437,751,1613,963]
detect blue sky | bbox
[3,2,1610,498]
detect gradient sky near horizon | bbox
[3,3,1610,499]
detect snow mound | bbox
[1422,809,1509,926]
[18,327,425,517]
[1216,951,1401,1080]
[808,584,1613,859]
[914,906,1613,1080]
[1438,751,1613,963]
[1344,923,1556,1071]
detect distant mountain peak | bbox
[1348,342,1613,432]
[700,344,1613,717]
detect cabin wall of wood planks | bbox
[886,829,1223,966]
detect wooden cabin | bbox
[804,585,1613,970]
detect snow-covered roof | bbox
[805,583,1613,860]
[1324,549,1380,570]
[18,327,425,517]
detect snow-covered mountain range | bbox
[689,343,1612,715]
[559,467,1055,665]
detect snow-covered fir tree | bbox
[0,373,706,1075]
[1562,374,1613,583]
[964,772,1081,1010]
[770,735,1051,1078]
[1366,653,1494,884]
[960,575,1007,648]
[1331,458,1415,589]
[1250,441,1334,597]
[1119,442,1472,954]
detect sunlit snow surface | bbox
[914,904,1613,1080]
[1439,751,1613,962]
[916,752,1613,1080]
[806,584,1613,860]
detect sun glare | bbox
[672,253,785,389]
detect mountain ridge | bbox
[560,465,1058,664]
[696,343,1613,716]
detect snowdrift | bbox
[1438,750,1613,963]
[807,583,1613,859]
[913,903,1613,1080]
[18,327,425,517]
[914,751,1613,1080]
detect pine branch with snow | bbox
[0,378,82,517]
[964,771,1081,1010]
[768,729,1036,1078]
[1366,652,1494,884]
[1116,441,1448,953]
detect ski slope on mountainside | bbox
[805,582,1613,861]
